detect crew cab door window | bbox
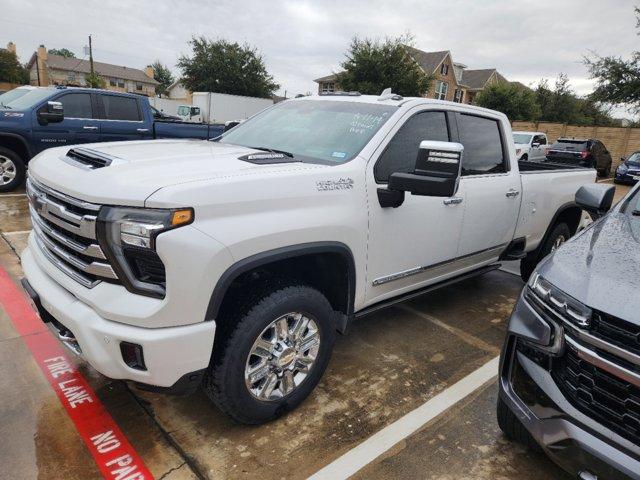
[457,114,506,176]
[58,93,94,119]
[374,111,449,183]
[101,95,141,121]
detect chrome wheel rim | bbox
[245,312,320,401]
[551,235,566,252]
[0,155,16,186]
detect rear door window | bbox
[57,93,93,119]
[101,95,141,121]
[374,111,450,183]
[457,114,506,175]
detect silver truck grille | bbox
[26,177,118,288]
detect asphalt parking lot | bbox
[0,181,631,480]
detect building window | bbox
[109,78,117,87]
[435,81,448,100]
[136,83,143,91]
[453,89,463,103]
[321,82,335,93]
[117,79,125,88]
[440,63,449,75]
[67,72,76,82]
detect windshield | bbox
[3,88,55,110]
[552,140,588,151]
[177,106,190,116]
[627,152,640,164]
[218,99,397,164]
[0,88,32,108]
[513,134,532,144]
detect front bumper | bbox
[22,245,216,389]
[614,169,640,184]
[499,292,640,480]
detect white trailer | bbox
[183,92,274,124]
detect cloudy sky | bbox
[2,0,638,115]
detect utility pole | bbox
[89,34,94,77]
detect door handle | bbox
[136,128,150,133]
[443,197,463,205]
[506,188,520,198]
[83,126,98,130]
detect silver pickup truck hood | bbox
[28,139,317,206]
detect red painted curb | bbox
[0,266,154,479]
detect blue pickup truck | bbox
[0,86,225,191]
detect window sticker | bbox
[331,151,347,159]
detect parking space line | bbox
[399,305,500,354]
[2,230,31,236]
[0,265,154,480]
[0,193,27,197]
[308,356,499,480]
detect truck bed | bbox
[515,164,596,252]
[518,159,593,174]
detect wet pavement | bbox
[0,182,632,479]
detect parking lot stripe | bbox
[0,193,27,197]
[2,230,32,236]
[0,265,154,480]
[308,356,499,480]
[399,305,500,354]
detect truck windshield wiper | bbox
[249,146,294,158]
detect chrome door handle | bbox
[136,128,150,133]
[443,197,463,205]
[83,126,98,130]
[506,189,520,198]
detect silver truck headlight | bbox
[97,206,193,298]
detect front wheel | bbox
[520,222,570,282]
[203,281,337,424]
[0,147,26,193]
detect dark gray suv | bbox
[498,182,640,480]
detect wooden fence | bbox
[512,121,640,171]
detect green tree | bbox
[474,82,540,121]
[149,60,174,97]
[177,37,279,97]
[585,7,640,113]
[48,48,76,58]
[336,35,432,96]
[85,71,106,89]
[0,48,28,84]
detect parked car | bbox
[545,137,613,177]
[614,151,640,185]
[0,86,225,191]
[498,181,640,480]
[513,131,548,162]
[20,93,595,424]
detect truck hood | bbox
[538,211,640,324]
[28,139,321,206]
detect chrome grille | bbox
[26,177,118,288]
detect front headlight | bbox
[97,206,193,298]
[526,273,591,328]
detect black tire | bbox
[497,396,541,450]
[520,154,528,162]
[203,280,337,424]
[520,222,570,282]
[0,147,26,193]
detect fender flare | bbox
[532,201,582,258]
[0,132,32,160]
[205,241,357,321]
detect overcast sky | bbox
[2,0,638,116]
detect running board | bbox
[354,264,501,319]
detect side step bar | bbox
[355,264,501,319]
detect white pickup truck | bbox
[21,93,595,424]
[513,131,548,162]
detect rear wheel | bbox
[497,396,541,450]
[0,147,25,193]
[203,280,337,424]
[520,222,570,282]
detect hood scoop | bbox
[238,151,301,165]
[63,147,122,170]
